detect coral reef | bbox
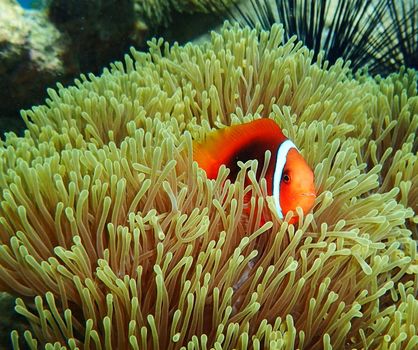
[136,0,232,28]
[48,0,147,72]
[0,24,417,349]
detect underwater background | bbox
[0,0,417,349]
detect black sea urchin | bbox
[370,0,418,73]
[214,0,418,76]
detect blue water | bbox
[16,0,46,9]
[17,0,32,8]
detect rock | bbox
[0,0,68,133]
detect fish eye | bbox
[283,173,291,183]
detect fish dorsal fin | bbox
[193,118,287,179]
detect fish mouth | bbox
[300,192,316,198]
[293,192,316,215]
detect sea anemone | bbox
[0,23,417,349]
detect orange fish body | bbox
[193,119,316,224]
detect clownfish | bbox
[193,118,316,224]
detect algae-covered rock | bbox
[0,0,67,134]
[48,0,148,73]
[135,0,233,28]
[0,0,27,73]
